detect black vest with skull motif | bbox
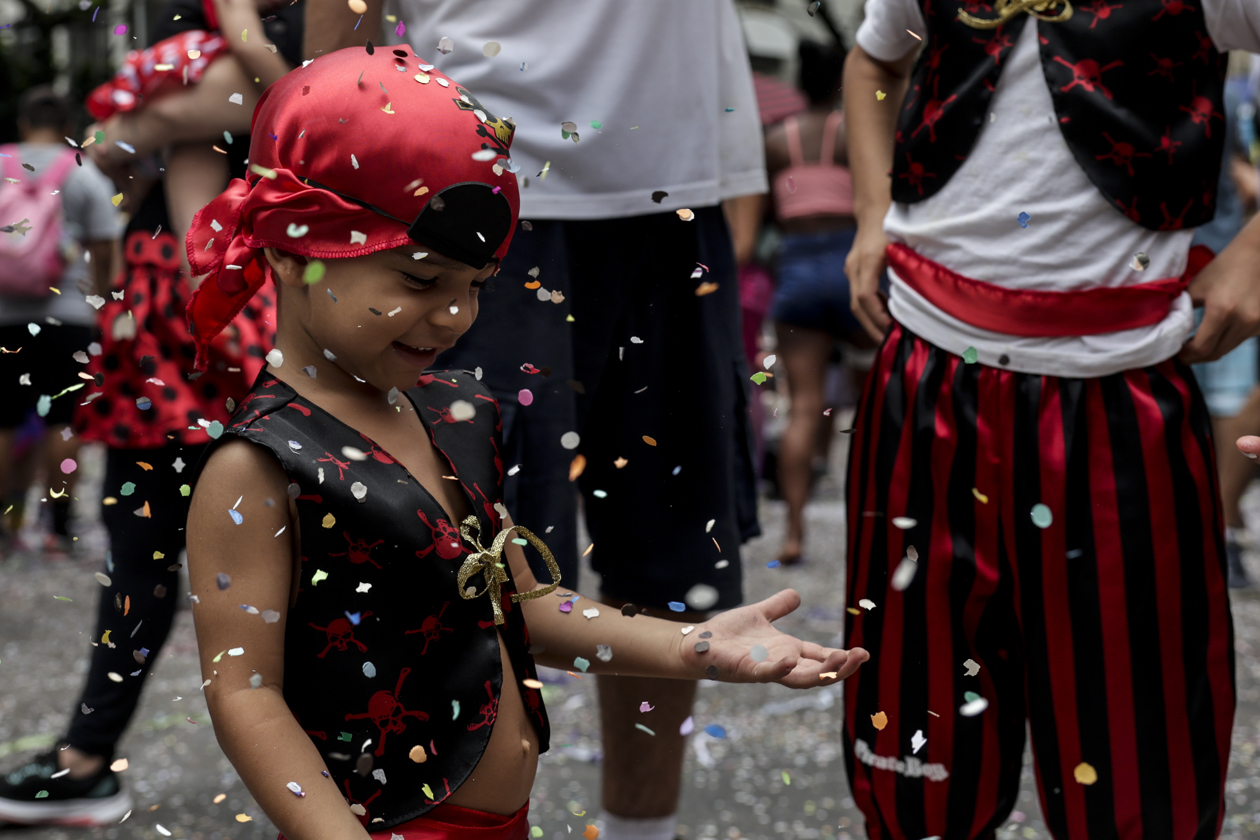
[209,369,550,829]
[891,0,1227,231]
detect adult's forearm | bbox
[843,46,911,227]
[209,687,372,840]
[303,0,381,60]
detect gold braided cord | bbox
[457,516,562,625]
[957,0,1073,29]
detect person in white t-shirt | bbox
[303,5,766,840]
[839,0,1260,835]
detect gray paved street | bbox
[3,424,1260,840]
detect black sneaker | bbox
[0,750,132,826]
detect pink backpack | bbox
[0,144,80,298]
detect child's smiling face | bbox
[265,245,498,394]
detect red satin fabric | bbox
[277,803,529,840]
[885,242,1213,338]
[184,45,520,370]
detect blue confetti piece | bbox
[327,288,337,302]
[667,601,686,612]
[115,140,135,154]
[140,647,150,657]
[345,611,362,625]
[1016,212,1031,228]
[766,560,781,569]
[27,323,40,336]
[452,699,460,719]
[703,724,727,739]
[136,397,152,410]
[672,466,681,475]
[363,661,376,678]
[228,509,243,525]
[36,395,51,417]
[593,489,607,498]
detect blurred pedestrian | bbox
[0,87,119,559]
[764,38,871,567]
[1193,62,1260,588]
[0,0,299,824]
[303,4,764,839]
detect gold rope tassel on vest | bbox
[457,516,562,625]
[957,0,1073,29]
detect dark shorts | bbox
[0,322,95,427]
[438,206,758,611]
[771,228,863,337]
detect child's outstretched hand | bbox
[678,589,868,688]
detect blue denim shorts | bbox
[771,228,863,337]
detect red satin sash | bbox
[885,242,1213,338]
[278,802,529,840]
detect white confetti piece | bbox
[228,92,243,105]
[582,607,600,619]
[596,644,613,661]
[892,516,917,530]
[963,658,981,677]
[449,400,475,421]
[890,557,918,591]
[858,598,876,610]
[261,609,281,623]
[960,696,989,716]
[351,482,367,501]
[560,431,580,450]
[266,348,283,367]
[350,230,367,245]
[911,729,926,754]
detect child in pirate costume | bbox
[841,0,1260,836]
[183,47,867,840]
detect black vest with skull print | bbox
[891,0,1227,231]
[212,369,550,829]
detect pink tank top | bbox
[772,112,854,221]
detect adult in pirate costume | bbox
[841,0,1260,835]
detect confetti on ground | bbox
[1074,762,1098,785]
[703,724,727,738]
[236,814,252,823]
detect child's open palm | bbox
[681,589,868,689]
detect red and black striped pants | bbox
[843,323,1235,840]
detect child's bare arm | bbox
[501,515,867,688]
[212,0,293,88]
[188,441,372,840]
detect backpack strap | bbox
[0,144,22,183]
[39,149,80,191]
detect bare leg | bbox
[87,55,260,165]
[597,598,706,820]
[42,425,82,532]
[774,323,836,566]
[57,745,105,780]
[165,143,232,272]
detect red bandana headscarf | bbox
[185,45,520,370]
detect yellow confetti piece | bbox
[421,783,434,800]
[414,73,430,84]
[103,497,117,505]
[847,606,861,615]
[539,161,551,180]
[348,0,367,11]
[322,513,336,528]
[213,794,226,804]
[582,543,594,557]
[695,281,719,296]
[240,28,247,41]
[876,90,887,101]
[101,630,112,645]
[523,678,543,689]
[153,551,164,559]
[1074,762,1098,785]
[235,814,252,823]
[409,745,427,763]
[871,711,888,730]
[569,454,587,482]
[972,488,989,504]
[111,193,123,206]
[311,569,329,586]
[642,435,657,446]
[781,771,791,785]
[382,102,395,114]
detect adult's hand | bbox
[1180,213,1260,364]
[847,224,892,342]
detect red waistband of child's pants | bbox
[278,802,529,840]
[884,242,1214,338]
